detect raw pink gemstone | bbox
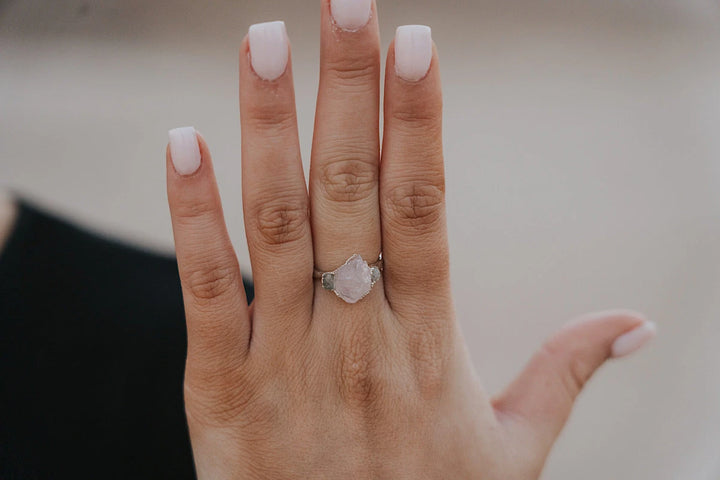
[333,254,372,304]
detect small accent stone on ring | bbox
[370,266,381,284]
[321,272,335,290]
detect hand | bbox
[165,1,656,478]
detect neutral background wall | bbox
[2,0,720,478]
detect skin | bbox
[0,193,17,255]
[165,2,651,478]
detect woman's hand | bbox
[165,1,656,478]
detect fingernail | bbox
[331,0,372,31]
[168,126,201,176]
[394,25,433,82]
[611,321,657,358]
[248,21,289,81]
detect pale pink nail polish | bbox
[611,321,657,358]
[248,21,289,81]
[394,25,433,82]
[168,126,201,176]
[331,0,372,31]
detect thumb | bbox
[493,310,656,450]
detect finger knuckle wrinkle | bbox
[321,157,378,204]
[185,262,239,303]
[540,340,589,401]
[386,180,445,229]
[566,355,592,395]
[391,98,442,128]
[254,200,309,246]
[248,106,297,136]
[175,199,219,224]
[326,56,379,86]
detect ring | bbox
[313,253,383,304]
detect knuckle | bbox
[565,354,592,395]
[384,178,445,230]
[391,96,443,130]
[247,103,297,137]
[174,198,219,225]
[336,324,381,408]
[325,54,379,88]
[252,198,309,247]
[539,340,589,401]
[183,259,239,304]
[320,155,378,204]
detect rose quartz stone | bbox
[333,254,372,304]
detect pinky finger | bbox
[167,127,250,374]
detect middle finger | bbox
[310,0,382,277]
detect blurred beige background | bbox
[2,0,720,478]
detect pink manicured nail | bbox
[168,126,201,176]
[248,21,289,81]
[611,321,657,358]
[394,25,433,82]
[331,0,372,31]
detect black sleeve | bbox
[0,199,254,480]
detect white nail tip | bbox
[248,21,289,81]
[611,321,657,358]
[168,126,201,176]
[394,25,433,82]
[331,0,372,31]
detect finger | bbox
[380,26,449,312]
[309,0,382,276]
[167,127,250,371]
[240,22,314,341]
[493,310,656,452]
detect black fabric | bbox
[0,200,254,479]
